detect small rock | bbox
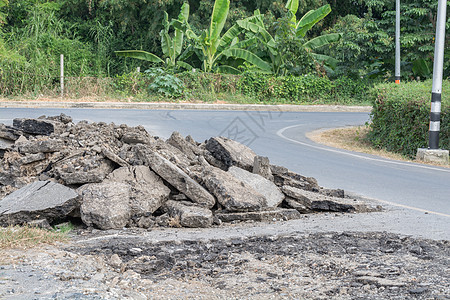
[109,254,123,268]
[202,166,266,212]
[252,156,273,181]
[206,137,257,171]
[164,200,213,228]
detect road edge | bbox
[0,101,372,112]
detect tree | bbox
[237,2,341,75]
[184,0,271,73]
[115,3,192,71]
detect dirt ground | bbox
[1,222,449,300]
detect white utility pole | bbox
[395,0,401,84]
[60,54,64,98]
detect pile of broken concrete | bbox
[0,114,374,230]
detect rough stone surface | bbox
[13,118,64,136]
[54,155,115,185]
[17,138,63,154]
[166,131,201,160]
[0,124,24,141]
[164,200,213,228]
[106,166,170,216]
[283,197,312,213]
[121,126,152,145]
[137,148,215,208]
[319,188,345,198]
[416,148,449,165]
[79,182,131,230]
[228,166,284,208]
[202,166,266,212]
[0,181,80,226]
[215,208,300,222]
[282,185,370,212]
[205,137,257,171]
[252,156,273,181]
[271,164,320,191]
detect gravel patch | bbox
[1,229,448,299]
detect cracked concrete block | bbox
[0,181,80,226]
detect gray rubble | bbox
[0,180,80,226]
[228,166,284,208]
[79,182,131,230]
[0,114,378,229]
[202,166,267,212]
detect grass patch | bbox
[0,225,71,249]
[308,126,450,168]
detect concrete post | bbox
[428,0,446,149]
[60,54,64,98]
[417,0,449,165]
[395,0,400,84]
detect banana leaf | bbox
[221,48,271,72]
[218,24,242,53]
[310,53,339,69]
[176,61,193,71]
[303,33,341,50]
[178,2,189,23]
[161,31,172,59]
[115,50,164,64]
[237,18,273,45]
[296,4,331,38]
[285,0,299,23]
[210,0,229,45]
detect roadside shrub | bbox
[146,68,184,98]
[367,80,449,158]
[237,72,371,104]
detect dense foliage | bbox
[367,80,449,158]
[0,0,449,97]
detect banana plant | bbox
[237,3,341,75]
[184,0,271,74]
[115,3,192,70]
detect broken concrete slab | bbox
[319,188,345,198]
[54,155,115,185]
[17,138,64,154]
[281,185,370,213]
[283,197,312,214]
[79,182,131,230]
[228,166,284,208]
[166,131,201,161]
[202,166,266,212]
[0,181,80,226]
[0,124,24,141]
[137,148,215,209]
[121,126,152,145]
[106,166,170,216]
[215,208,300,223]
[271,164,319,191]
[102,147,130,167]
[164,200,213,228]
[13,118,64,136]
[205,137,257,171]
[252,156,273,181]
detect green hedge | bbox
[367,80,449,158]
[237,72,371,104]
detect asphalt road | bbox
[1,108,449,220]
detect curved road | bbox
[1,108,449,238]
